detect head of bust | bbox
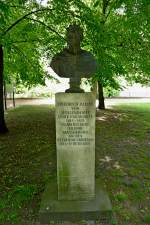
[66,24,83,54]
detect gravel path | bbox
[5,97,150,110]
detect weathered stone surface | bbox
[50,25,97,93]
[39,178,112,224]
[55,93,95,200]
[51,49,97,78]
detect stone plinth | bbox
[55,93,95,200]
[39,179,112,224]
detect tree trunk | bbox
[13,87,15,108]
[0,45,8,133]
[4,80,7,110]
[98,81,105,109]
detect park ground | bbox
[5,97,150,109]
[0,99,150,225]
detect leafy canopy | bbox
[0,0,150,88]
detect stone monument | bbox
[50,24,96,93]
[39,24,112,225]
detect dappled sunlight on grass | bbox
[99,155,113,162]
[96,109,130,123]
[0,103,149,225]
[0,105,56,225]
[98,156,123,171]
[96,115,108,121]
[95,103,150,224]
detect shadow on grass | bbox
[0,103,149,225]
[0,105,57,225]
[95,103,150,225]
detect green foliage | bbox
[15,84,54,98]
[104,86,120,97]
[10,184,37,203]
[0,0,67,87]
[0,184,37,224]
[37,0,150,91]
[144,214,150,223]
[1,0,150,89]
[88,0,150,87]
[115,192,128,202]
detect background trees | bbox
[45,0,150,108]
[72,0,150,108]
[0,0,65,133]
[0,0,150,133]
[0,1,45,132]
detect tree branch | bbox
[102,0,111,15]
[11,44,41,76]
[27,18,66,41]
[7,39,43,44]
[9,5,27,9]
[2,8,54,37]
[105,0,119,21]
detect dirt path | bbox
[6,97,150,109]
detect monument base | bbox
[39,179,112,224]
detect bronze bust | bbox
[51,24,97,93]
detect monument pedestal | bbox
[39,25,113,224]
[39,178,112,224]
[39,93,112,224]
[55,93,95,200]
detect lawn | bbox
[0,103,149,225]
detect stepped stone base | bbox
[39,179,112,225]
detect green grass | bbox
[0,103,150,225]
[96,103,150,224]
[0,105,56,225]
